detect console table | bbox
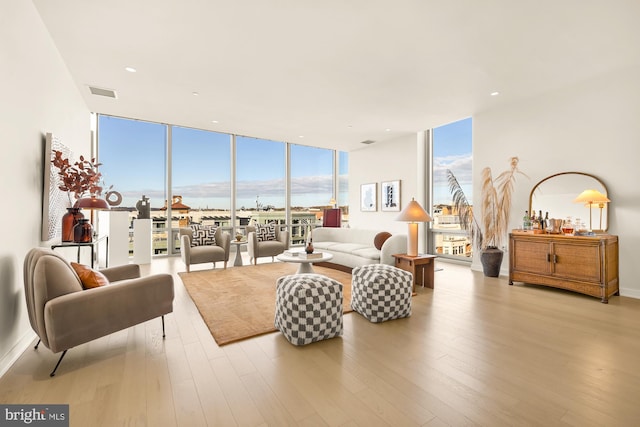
[509,232,619,303]
[51,235,109,268]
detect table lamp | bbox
[74,195,110,242]
[573,189,610,230]
[396,198,432,256]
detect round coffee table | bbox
[276,252,334,274]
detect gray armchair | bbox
[23,248,174,376]
[246,224,290,265]
[179,227,230,272]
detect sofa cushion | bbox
[255,223,276,241]
[326,243,371,254]
[374,232,392,250]
[190,225,217,247]
[351,247,381,261]
[71,262,110,290]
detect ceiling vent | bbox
[360,140,375,145]
[88,86,117,98]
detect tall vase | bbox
[62,207,84,242]
[73,218,93,243]
[480,246,504,277]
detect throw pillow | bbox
[255,223,276,242]
[71,262,109,290]
[190,225,217,247]
[374,231,392,250]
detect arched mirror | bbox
[529,172,609,232]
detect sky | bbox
[432,117,473,205]
[97,115,344,209]
[97,115,471,210]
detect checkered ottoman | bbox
[274,274,344,346]
[351,264,412,323]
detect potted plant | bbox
[447,156,526,277]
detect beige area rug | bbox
[178,263,353,346]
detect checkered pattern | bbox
[255,223,277,242]
[351,264,412,323]
[274,274,343,346]
[190,225,217,247]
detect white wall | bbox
[472,65,640,297]
[348,134,418,237]
[0,0,90,375]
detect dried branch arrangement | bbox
[448,156,526,250]
[52,150,104,200]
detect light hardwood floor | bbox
[2,253,640,426]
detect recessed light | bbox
[192,92,199,96]
[385,128,391,132]
[125,66,136,73]
[298,135,304,138]
[211,120,219,124]
[491,91,500,96]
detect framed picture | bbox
[360,183,377,211]
[381,180,401,211]
[42,133,73,241]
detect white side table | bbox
[231,240,247,266]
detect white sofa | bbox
[310,227,407,269]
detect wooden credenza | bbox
[509,232,619,303]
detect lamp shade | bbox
[396,198,432,257]
[75,195,110,210]
[573,189,610,204]
[396,198,432,222]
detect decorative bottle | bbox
[73,218,93,243]
[523,211,531,230]
[305,238,314,254]
[62,207,84,242]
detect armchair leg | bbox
[162,316,166,339]
[50,350,68,377]
[35,339,41,350]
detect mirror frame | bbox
[529,171,609,232]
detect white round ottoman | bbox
[274,274,344,346]
[351,264,412,323]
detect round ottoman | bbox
[351,264,412,323]
[275,274,344,346]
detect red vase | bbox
[73,218,93,243]
[62,208,84,242]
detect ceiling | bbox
[33,1,640,152]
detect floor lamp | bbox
[573,189,610,231]
[396,198,432,256]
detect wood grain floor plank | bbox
[2,255,640,426]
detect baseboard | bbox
[0,330,36,379]
[619,286,640,299]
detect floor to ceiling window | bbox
[97,115,348,258]
[290,143,334,243]
[431,117,473,260]
[171,126,231,252]
[97,115,167,255]
[235,135,286,231]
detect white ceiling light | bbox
[491,91,500,96]
[125,66,136,73]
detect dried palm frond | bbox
[447,169,483,249]
[480,166,499,248]
[482,157,526,251]
[447,156,526,251]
